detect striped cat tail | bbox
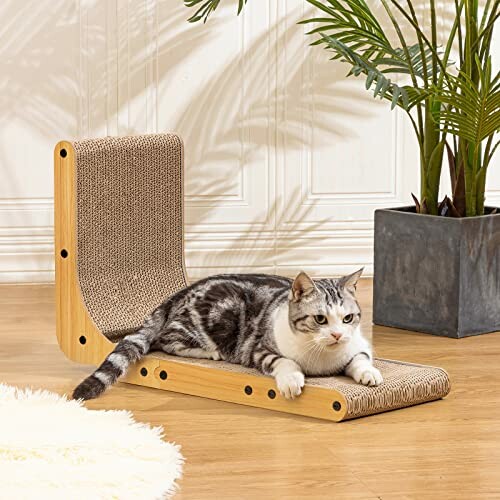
[72,313,164,400]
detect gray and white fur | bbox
[73,269,382,401]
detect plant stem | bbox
[423,102,443,214]
[405,0,429,86]
[462,0,481,216]
[476,164,487,214]
[430,0,438,85]
[454,0,464,67]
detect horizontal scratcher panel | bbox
[140,354,451,421]
[73,135,187,339]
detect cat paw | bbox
[276,371,305,399]
[355,366,383,387]
[206,350,224,361]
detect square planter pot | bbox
[373,206,500,338]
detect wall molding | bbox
[0,198,54,283]
[0,198,375,283]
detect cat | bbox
[73,269,382,401]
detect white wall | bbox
[0,0,498,283]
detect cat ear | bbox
[291,271,316,301]
[339,268,364,294]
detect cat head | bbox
[287,269,363,348]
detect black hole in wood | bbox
[79,336,86,345]
[60,148,67,158]
[244,385,253,395]
[60,249,68,258]
[140,367,148,377]
[332,401,342,411]
[267,389,276,399]
[159,370,168,380]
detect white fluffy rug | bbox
[0,384,183,499]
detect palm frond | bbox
[302,0,440,84]
[320,35,428,111]
[436,59,500,145]
[374,45,441,80]
[185,0,248,23]
[302,0,391,59]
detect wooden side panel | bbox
[126,357,348,422]
[54,141,114,364]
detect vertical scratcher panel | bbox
[73,135,187,340]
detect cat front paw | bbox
[209,350,225,361]
[276,371,305,399]
[354,366,383,387]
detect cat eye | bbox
[314,315,328,325]
[343,314,354,324]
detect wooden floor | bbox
[2,281,500,499]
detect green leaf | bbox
[319,34,424,112]
[302,0,444,95]
[185,0,247,23]
[365,70,376,89]
[391,87,400,109]
[435,59,500,145]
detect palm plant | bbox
[185,0,499,217]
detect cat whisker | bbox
[300,342,318,367]
[310,343,325,368]
[303,340,324,368]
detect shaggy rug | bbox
[0,384,183,499]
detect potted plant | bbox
[185,0,499,338]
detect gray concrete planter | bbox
[373,206,500,338]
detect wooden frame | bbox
[54,140,348,422]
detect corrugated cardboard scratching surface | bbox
[74,134,187,339]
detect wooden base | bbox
[125,356,348,422]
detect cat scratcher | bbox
[54,134,451,421]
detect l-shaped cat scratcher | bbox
[54,133,451,421]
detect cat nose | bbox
[330,332,342,341]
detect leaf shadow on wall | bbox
[175,6,387,275]
[178,5,381,183]
[0,1,78,197]
[186,186,333,276]
[0,1,217,191]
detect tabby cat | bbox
[73,269,382,400]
